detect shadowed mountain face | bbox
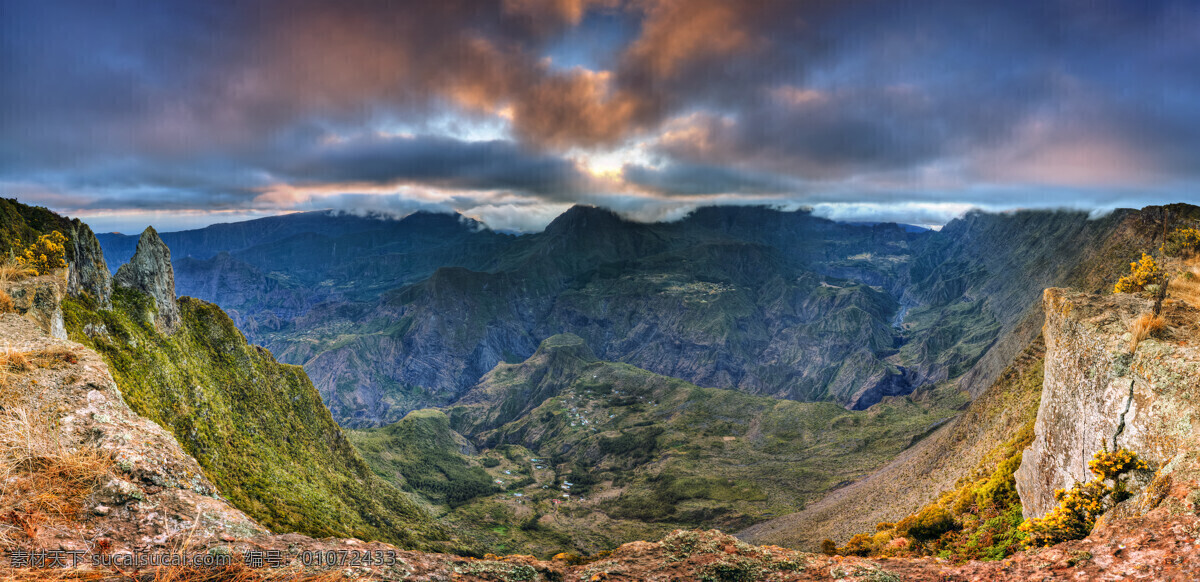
[96,204,1150,427]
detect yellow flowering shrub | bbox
[1162,227,1200,257]
[1020,448,1147,548]
[16,231,67,275]
[1113,253,1160,293]
[1088,448,1148,481]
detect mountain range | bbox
[98,204,1133,431]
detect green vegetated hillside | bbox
[60,289,450,551]
[348,408,496,509]
[738,336,1045,551]
[349,334,966,556]
[0,199,457,551]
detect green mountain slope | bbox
[351,334,965,555]
[61,290,449,549]
[349,409,498,508]
[0,200,448,548]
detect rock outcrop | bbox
[1016,288,1200,518]
[113,226,180,333]
[64,218,113,307]
[3,275,68,339]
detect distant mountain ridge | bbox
[93,203,1182,429]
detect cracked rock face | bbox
[65,218,113,307]
[114,226,180,333]
[1016,288,1200,518]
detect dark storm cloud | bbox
[2,0,1200,230]
[649,0,1200,183]
[278,134,589,195]
[621,163,797,196]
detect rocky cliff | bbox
[62,217,112,308]
[113,226,181,333]
[2,274,68,340]
[1016,288,1200,518]
[0,198,111,307]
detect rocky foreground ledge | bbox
[2,281,1200,581]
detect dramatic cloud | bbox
[2,0,1198,232]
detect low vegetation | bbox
[349,410,498,507]
[831,420,1033,562]
[1161,227,1200,258]
[1019,449,1147,548]
[1114,252,1162,294]
[823,344,1047,563]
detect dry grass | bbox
[1168,267,1200,309]
[0,260,36,284]
[1128,312,1167,353]
[0,405,113,546]
[0,345,107,546]
[0,345,79,374]
[0,291,13,315]
[25,346,80,369]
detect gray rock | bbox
[3,277,67,339]
[97,478,145,505]
[65,219,113,308]
[1016,288,1200,518]
[114,227,180,333]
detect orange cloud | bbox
[502,0,619,27]
[624,0,757,78]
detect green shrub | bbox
[895,506,956,541]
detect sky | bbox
[1,0,1198,233]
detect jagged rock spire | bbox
[114,226,180,333]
